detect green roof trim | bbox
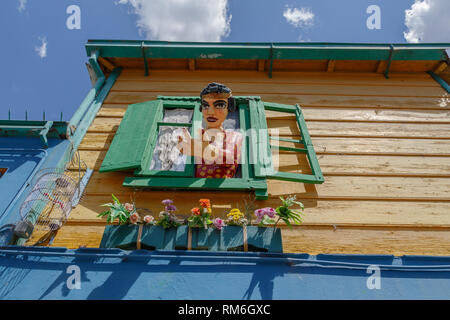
[0,120,69,141]
[86,40,450,61]
[428,71,450,93]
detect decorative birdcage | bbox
[16,151,91,245]
[20,170,77,231]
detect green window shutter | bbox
[135,98,201,177]
[99,100,163,173]
[250,100,324,184]
[248,99,272,178]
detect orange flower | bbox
[199,199,211,208]
[191,207,201,216]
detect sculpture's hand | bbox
[178,127,191,142]
[176,128,193,156]
[176,128,224,162]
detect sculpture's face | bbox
[201,93,229,129]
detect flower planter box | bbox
[99,225,184,251]
[99,225,282,253]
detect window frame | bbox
[251,100,324,184]
[134,100,201,178]
[100,96,323,200]
[122,96,269,199]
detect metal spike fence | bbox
[6,109,63,121]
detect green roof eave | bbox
[0,120,69,141]
[86,40,450,61]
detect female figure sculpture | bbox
[179,82,243,178]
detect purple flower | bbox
[162,199,173,206]
[165,204,177,212]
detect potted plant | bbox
[187,199,213,229]
[254,195,304,228]
[156,199,182,229]
[243,195,304,252]
[98,195,303,253]
[273,195,305,228]
[185,199,215,250]
[97,195,155,249]
[98,196,182,250]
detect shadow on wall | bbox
[1,250,450,299]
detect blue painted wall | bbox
[0,137,71,241]
[0,148,46,218]
[0,248,449,300]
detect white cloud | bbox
[297,34,311,42]
[35,37,47,59]
[404,0,450,43]
[283,6,314,28]
[18,0,27,12]
[116,0,231,42]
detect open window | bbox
[99,96,323,199]
[250,100,324,184]
[136,100,200,177]
[0,168,7,178]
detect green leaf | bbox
[100,203,115,208]
[111,194,120,204]
[291,213,303,223]
[97,210,110,217]
[293,201,304,209]
[119,214,126,224]
[261,216,276,225]
[110,208,118,218]
[284,218,292,228]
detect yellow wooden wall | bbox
[47,67,450,256]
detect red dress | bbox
[195,129,242,178]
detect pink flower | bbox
[254,209,265,222]
[254,207,276,223]
[129,212,140,224]
[124,203,134,212]
[213,218,225,230]
[263,207,276,218]
[143,215,154,224]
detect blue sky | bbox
[1,0,448,121]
